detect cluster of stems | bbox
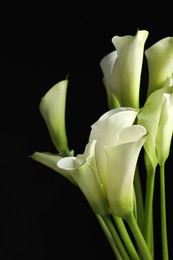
[96,161,169,260]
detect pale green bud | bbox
[39,80,70,155]
[145,37,173,96]
[138,77,173,168]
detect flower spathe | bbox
[57,140,109,215]
[156,86,173,165]
[100,30,148,108]
[105,125,146,217]
[39,79,70,156]
[89,108,141,190]
[138,77,173,168]
[145,36,173,96]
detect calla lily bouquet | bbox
[32,30,173,260]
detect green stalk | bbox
[96,214,123,260]
[159,164,169,260]
[143,167,156,257]
[125,212,153,260]
[113,215,140,260]
[96,214,130,260]
[134,165,144,230]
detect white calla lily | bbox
[57,140,109,215]
[145,37,173,96]
[100,30,148,108]
[39,80,70,155]
[88,109,146,217]
[89,107,139,190]
[105,125,146,218]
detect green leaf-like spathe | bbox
[31,152,75,184]
[39,80,70,155]
[156,91,173,165]
[100,30,148,108]
[138,79,173,168]
[145,37,173,96]
[57,140,109,215]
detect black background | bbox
[0,2,173,259]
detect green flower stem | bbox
[159,164,169,260]
[113,215,140,260]
[96,214,130,260]
[143,166,156,257]
[96,215,123,260]
[125,212,153,260]
[134,165,144,230]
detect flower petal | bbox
[100,50,118,88]
[89,108,139,146]
[100,51,120,108]
[57,141,109,214]
[117,125,147,144]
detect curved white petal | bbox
[117,125,147,144]
[57,140,109,214]
[100,50,118,87]
[100,51,120,108]
[89,108,139,145]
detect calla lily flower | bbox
[57,140,109,215]
[39,79,70,156]
[88,108,140,191]
[88,108,147,218]
[138,77,173,168]
[100,30,148,108]
[145,37,173,96]
[105,125,146,217]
